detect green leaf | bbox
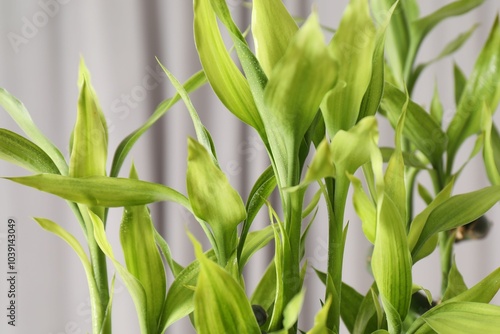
[154,229,183,278]
[430,84,444,126]
[453,63,467,107]
[70,59,108,179]
[408,179,454,253]
[331,116,381,175]
[0,88,67,174]
[251,0,298,76]
[262,11,336,187]
[307,298,333,334]
[240,225,275,269]
[442,258,468,302]
[339,283,363,333]
[412,185,500,257]
[447,16,500,170]
[237,165,276,267]
[191,234,261,334]
[482,107,500,185]
[0,129,59,174]
[371,0,408,86]
[372,110,412,331]
[157,60,215,157]
[251,260,277,312]
[159,250,216,331]
[358,1,398,121]
[186,138,246,265]
[421,302,500,333]
[34,218,103,334]
[120,165,166,330]
[193,0,265,134]
[282,290,305,330]
[381,82,447,168]
[323,0,376,135]
[348,173,376,244]
[88,211,150,334]
[353,286,383,334]
[110,70,206,177]
[5,174,190,209]
[413,0,484,46]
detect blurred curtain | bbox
[1,1,499,333]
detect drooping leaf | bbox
[5,174,190,209]
[191,234,261,334]
[412,185,500,257]
[186,138,246,265]
[120,165,166,330]
[0,129,59,174]
[35,218,103,334]
[323,0,376,135]
[0,88,68,174]
[381,82,447,169]
[251,0,298,76]
[415,302,500,333]
[447,16,500,169]
[110,70,206,177]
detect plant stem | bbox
[82,206,111,334]
[326,175,348,333]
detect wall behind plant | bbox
[0,1,499,333]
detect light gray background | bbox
[1,1,500,333]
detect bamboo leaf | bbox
[413,0,485,45]
[339,283,363,333]
[348,173,376,244]
[421,302,500,333]
[430,84,444,126]
[110,70,206,177]
[240,225,275,269]
[186,138,246,265]
[307,298,333,334]
[381,82,447,168]
[447,16,500,169]
[70,59,108,179]
[282,290,305,330]
[193,0,265,134]
[154,229,183,278]
[159,250,216,331]
[323,0,376,135]
[0,88,67,174]
[453,63,467,107]
[120,165,166,330]
[237,165,276,267]
[251,0,298,76]
[262,12,336,187]
[5,174,190,209]
[412,185,500,257]
[88,211,150,334]
[35,218,103,334]
[191,234,261,334]
[442,258,468,302]
[0,129,59,174]
[482,106,500,185]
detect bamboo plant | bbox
[1,0,500,333]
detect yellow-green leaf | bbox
[186,138,246,265]
[191,235,261,334]
[0,129,59,174]
[252,0,298,76]
[324,0,376,135]
[120,165,166,330]
[70,59,107,178]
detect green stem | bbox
[439,231,454,295]
[82,205,111,334]
[326,175,349,333]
